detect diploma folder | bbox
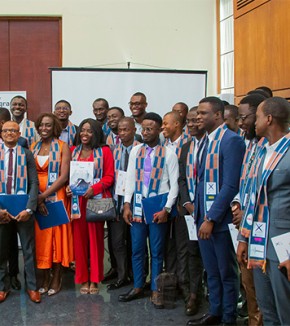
[0,194,29,217]
[35,200,70,230]
[142,193,177,224]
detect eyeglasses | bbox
[128,102,145,107]
[55,106,70,112]
[238,113,255,121]
[2,129,19,134]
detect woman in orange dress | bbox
[31,113,73,296]
[66,118,114,294]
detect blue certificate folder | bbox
[142,193,177,224]
[35,200,70,230]
[0,194,29,216]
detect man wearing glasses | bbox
[54,100,78,147]
[128,92,148,136]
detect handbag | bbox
[86,185,116,222]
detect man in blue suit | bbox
[187,97,245,326]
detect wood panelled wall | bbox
[234,0,290,103]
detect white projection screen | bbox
[51,68,207,126]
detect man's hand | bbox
[231,203,242,228]
[15,210,31,222]
[0,209,11,224]
[153,209,168,224]
[123,203,133,225]
[198,220,214,240]
[185,203,194,215]
[278,259,290,282]
[237,241,248,267]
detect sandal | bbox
[39,269,51,295]
[47,263,62,296]
[89,282,99,295]
[80,282,90,294]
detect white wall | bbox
[0,0,217,97]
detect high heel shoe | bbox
[48,278,62,296]
[47,263,62,296]
[39,269,51,295]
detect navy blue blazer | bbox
[195,128,245,232]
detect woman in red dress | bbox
[67,119,114,294]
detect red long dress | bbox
[71,146,114,284]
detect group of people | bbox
[0,88,289,326]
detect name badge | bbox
[135,193,142,204]
[49,173,57,183]
[206,182,216,195]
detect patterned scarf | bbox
[70,145,103,219]
[239,137,267,211]
[133,144,166,222]
[67,121,77,147]
[32,138,60,202]
[185,138,197,202]
[237,128,245,138]
[241,134,290,271]
[102,120,111,136]
[204,124,228,214]
[24,119,37,146]
[164,133,190,158]
[0,144,27,194]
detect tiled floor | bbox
[0,251,247,326]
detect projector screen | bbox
[51,68,207,126]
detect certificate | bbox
[184,215,198,241]
[115,170,127,196]
[70,161,94,195]
[228,223,239,253]
[271,232,290,263]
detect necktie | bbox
[6,148,13,194]
[124,148,129,171]
[116,135,120,144]
[144,147,153,187]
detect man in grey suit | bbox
[0,121,40,303]
[237,97,290,325]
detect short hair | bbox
[262,97,290,129]
[247,89,270,98]
[225,105,239,119]
[143,112,162,127]
[118,116,136,128]
[132,92,147,102]
[93,98,109,109]
[75,118,105,148]
[174,102,189,113]
[163,111,183,125]
[256,86,273,98]
[35,113,62,138]
[0,107,11,121]
[240,94,266,113]
[108,106,125,116]
[189,106,198,112]
[222,100,230,106]
[54,99,71,110]
[10,95,27,107]
[199,96,225,115]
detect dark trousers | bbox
[188,239,203,297]
[0,218,37,291]
[8,223,19,277]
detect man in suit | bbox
[187,97,245,326]
[106,107,125,148]
[107,117,140,290]
[178,106,204,316]
[172,102,191,138]
[119,112,179,308]
[0,107,29,291]
[92,98,111,136]
[237,97,290,325]
[224,105,240,134]
[162,111,191,300]
[0,121,40,303]
[53,100,78,147]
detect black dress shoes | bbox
[187,313,222,325]
[102,268,118,282]
[107,279,130,290]
[118,288,144,302]
[185,297,198,316]
[10,276,21,290]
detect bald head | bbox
[2,121,21,147]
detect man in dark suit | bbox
[178,106,205,316]
[187,97,245,326]
[0,121,40,303]
[0,107,28,291]
[237,97,290,325]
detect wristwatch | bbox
[164,207,171,214]
[26,208,33,215]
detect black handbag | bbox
[86,186,116,222]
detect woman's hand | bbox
[83,187,94,199]
[66,185,73,198]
